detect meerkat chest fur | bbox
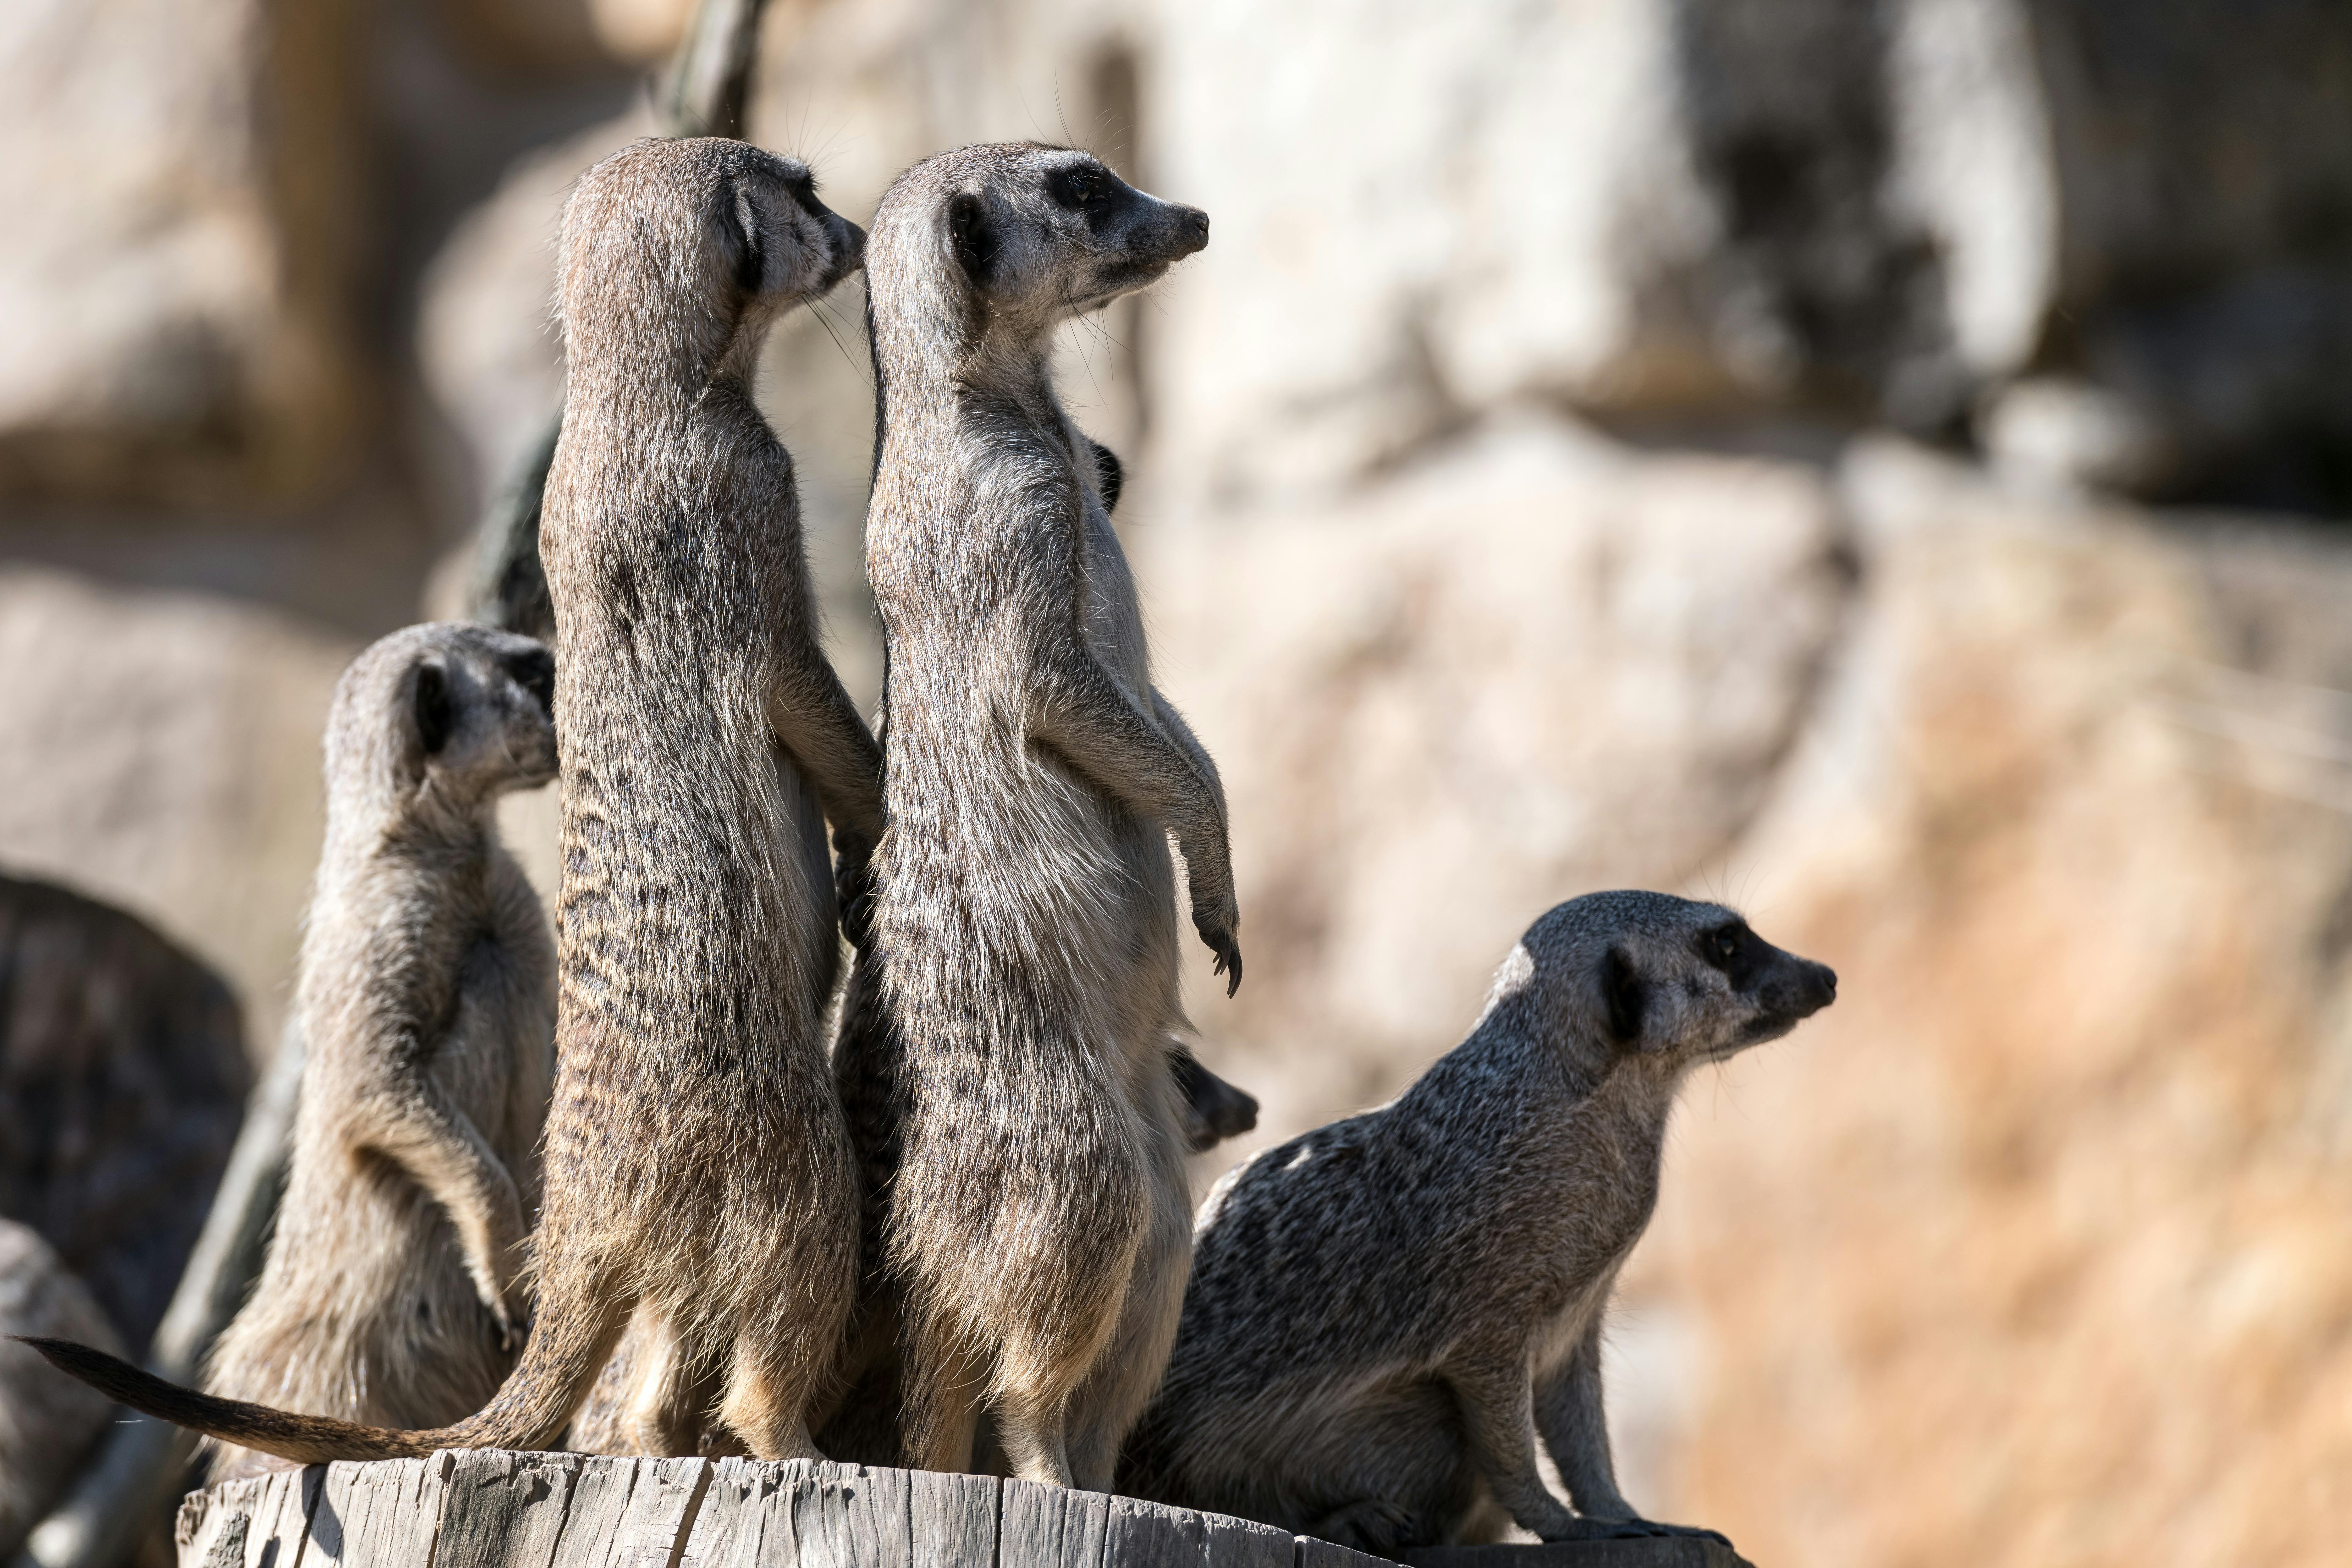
[866,337,1174,1053]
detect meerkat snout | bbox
[727,148,866,302]
[939,148,1211,324]
[386,626,559,806]
[1568,902,1837,1062]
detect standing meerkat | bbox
[851,142,1234,1490]
[24,137,881,1465]
[1120,892,1837,1556]
[201,622,558,1480]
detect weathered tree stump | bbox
[173,1455,1751,1568]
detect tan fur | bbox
[199,623,558,1480]
[840,143,1234,1490]
[15,137,880,1465]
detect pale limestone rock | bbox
[0,1220,123,1561]
[0,0,359,501]
[0,569,355,1064]
[1624,443,2352,1565]
[418,112,653,512]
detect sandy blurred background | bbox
[2,1,2349,1564]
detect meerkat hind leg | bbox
[993,1392,1075,1489]
[903,1323,988,1476]
[716,1328,825,1462]
[621,1315,725,1457]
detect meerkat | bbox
[199,622,558,1480]
[23,137,881,1465]
[842,143,1234,1491]
[1120,891,1837,1556]
[570,430,1248,1465]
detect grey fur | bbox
[846,142,1232,1490]
[1121,891,1837,1555]
[199,622,559,1480]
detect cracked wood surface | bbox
[174,1456,1748,1568]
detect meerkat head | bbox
[325,624,559,834]
[870,142,1208,353]
[559,137,865,396]
[1488,891,1836,1073]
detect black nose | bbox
[1809,962,1837,1007]
[1177,206,1209,253]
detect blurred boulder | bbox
[1633,440,2352,1565]
[1148,415,1850,1131]
[0,1219,124,1561]
[2005,1,2352,509]
[0,569,355,1061]
[0,873,251,1350]
[0,0,363,503]
[426,0,692,77]
[419,111,651,505]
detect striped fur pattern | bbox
[1121,892,1837,1556]
[847,142,1234,1490]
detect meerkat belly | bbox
[560,686,833,1052]
[211,1147,509,1427]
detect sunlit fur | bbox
[18,137,883,1465]
[1122,891,1837,1554]
[200,623,558,1481]
[839,142,1234,1490]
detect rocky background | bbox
[3,2,2348,1564]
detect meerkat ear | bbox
[1089,439,1125,513]
[949,190,998,286]
[1602,945,1647,1046]
[414,663,454,756]
[730,181,769,293]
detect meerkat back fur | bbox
[172,625,554,1480]
[20,137,882,1464]
[851,142,1237,1489]
[1121,891,1837,1555]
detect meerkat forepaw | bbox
[1202,928,1243,996]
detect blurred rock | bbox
[425,0,690,77]
[0,874,251,1350]
[419,111,651,503]
[0,1219,124,1561]
[2023,2,2352,509]
[1630,440,2352,1565]
[1980,375,2173,496]
[0,569,355,1063]
[0,0,362,503]
[1149,416,1850,1133]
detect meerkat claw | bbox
[1209,937,1242,996]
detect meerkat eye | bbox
[1049,166,1109,212]
[1715,933,1738,962]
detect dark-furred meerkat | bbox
[848,143,1235,1490]
[1121,892,1837,1555]
[24,137,881,1464]
[201,622,558,1480]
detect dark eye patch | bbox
[505,646,555,717]
[1046,163,1114,216]
[1696,922,1763,989]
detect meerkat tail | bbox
[14,1337,435,1461]
[19,1276,625,1462]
